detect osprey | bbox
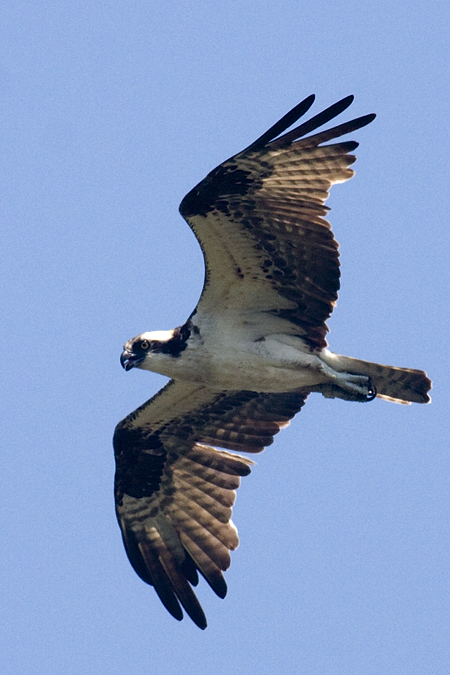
[114,95,431,629]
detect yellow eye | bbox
[140,339,149,350]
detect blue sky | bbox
[1,2,449,674]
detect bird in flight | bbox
[114,94,431,629]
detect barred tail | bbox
[326,352,432,404]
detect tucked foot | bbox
[365,381,377,401]
[338,372,375,398]
[311,373,377,402]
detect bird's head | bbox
[120,330,177,371]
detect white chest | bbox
[166,330,328,393]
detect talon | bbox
[366,382,377,401]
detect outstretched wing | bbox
[113,380,308,628]
[180,95,375,349]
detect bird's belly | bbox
[200,334,330,393]
[208,364,323,392]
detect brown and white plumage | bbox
[114,95,431,628]
[114,382,307,628]
[180,95,371,351]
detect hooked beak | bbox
[120,350,144,371]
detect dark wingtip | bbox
[354,112,377,128]
[208,572,228,599]
[243,94,316,152]
[195,615,208,630]
[274,94,356,145]
[184,601,208,629]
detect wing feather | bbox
[173,475,233,523]
[173,472,237,509]
[114,381,307,627]
[178,531,227,598]
[179,96,375,349]
[137,539,185,622]
[139,533,206,629]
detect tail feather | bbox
[323,352,432,404]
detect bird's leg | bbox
[315,361,377,401]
